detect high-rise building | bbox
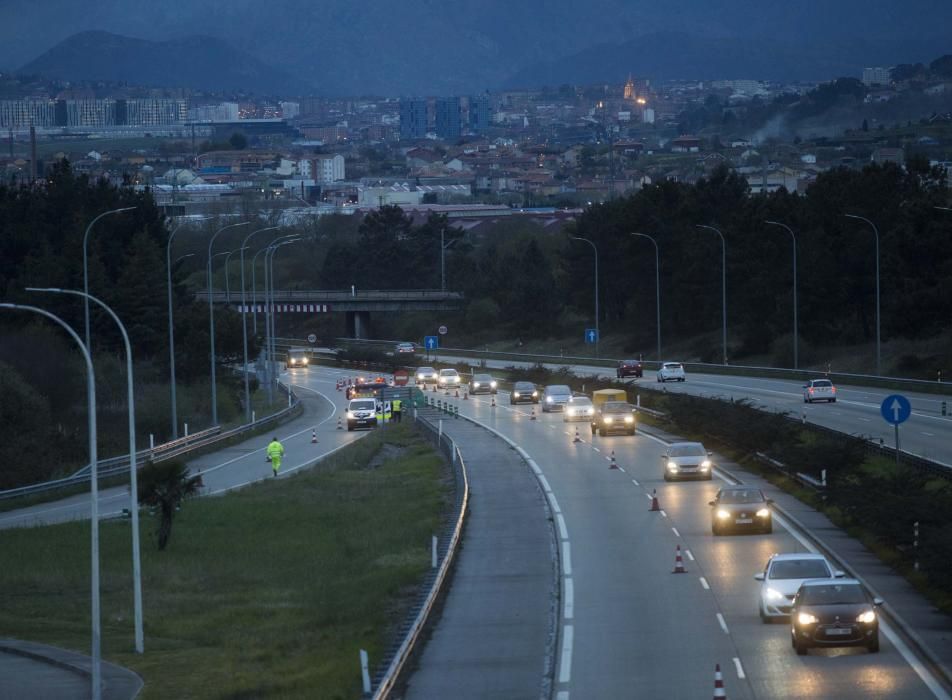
[399,98,427,140]
[469,95,491,133]
[0,99,56,128]
[435,97,461,140]
[862,67,893,86]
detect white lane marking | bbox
[562,541,573,576]
[556,513,569,540]
[592,447,601,453]
[699,577,710,590]
[660,510,668,518]
[645,493,653,500]
[685,549,695,561]
[716,613,730,634]
[564,577,574,620]
[618,467,626,473]
[556,692,570,700]
[632,478,640,486]
[733,657,746,680]
[206,440,355,495]
[539,475,553,493]
[922,431,936,437]
[858,417,871,422]
[639,431,672,448]
[671,527,680,537]
[558,625,574,683]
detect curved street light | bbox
[569,235,599,358]
[630,232,661,360]
[0,302,102,699]
[83,207,135,350]
[264,236,302,403]
[695,224,728,365]
[240,227,280,422]
[207,221,251,425]
[843,214,881,376]
[765,221,799,369]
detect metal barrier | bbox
[370,408,469,699]
[0,380,300,501]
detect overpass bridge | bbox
[195,289,464,338]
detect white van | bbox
[657,362,686,382]
[346,398,379,431]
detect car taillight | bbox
[831,387,836,393]
[809,388,814,393]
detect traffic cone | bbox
[463,390,468,400]
[455,389,459,398]
[573,427,581,443]
[530,407,537,421]
[311,429,318,444]
[713,664,726,699]
[609,451,618,469]
[491,396,496,408]
[649,489,661,511]
[337,416,343,430]
[673,545,686,574]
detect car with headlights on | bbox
[657,362,686,382]
[510,381,539,404]
[542,384,573,412]
[591,401,637,436]
[563,395,594,422]
[616,359,644,378]
[709,486,773,535]
[470,373,498,395]
[416,366,438,385]
[754,553,843,622]
[662,441,713,481]
[346,398,379,431]
[395,342,416,355]
[438,368,461,387]
[791,579,882,654]
[803,378,836,403]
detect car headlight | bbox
[439,377,446,383]
[346,411,355,419]
[532,391,538,397]
[568,409,576,416]
[667,461,678,471]
[546,396,554,403]
[624,415,634,423]
[716,509,731,519]
[798,612,818,625]
[765,587,785,601]
[473,382,480,388]
[586,408,593,414]
[604,416,614,423]
[490,381,497,388]
[417,374,424,380]
[701,459,712,468]
[514,392,521,398]
[756,508,770,518]
[856,610,876,624]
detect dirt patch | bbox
[366,442,408,470]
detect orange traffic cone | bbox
[311,429,318,444]
[713,664,726,699]
[673,545,686,574]
[337,416,343,430]
[609,451,618,469]
[649,489,661,511]
[573,428,581,443]
[530,407,537,421]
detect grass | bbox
[0,424,449,699]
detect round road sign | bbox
[438,325,448,335]
[307,333,317,344]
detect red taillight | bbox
[809,388,814,393]
[831,387,836,393]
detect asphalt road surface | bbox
[444,383,948,699]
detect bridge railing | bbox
[197,289,464,302]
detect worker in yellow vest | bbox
[267,437,285,477]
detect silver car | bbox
[416,366,438,384]
[803,378,836,403]
[563,395,594,422]
[754,553,843,621]
[542,384,573,412]
[662,441,713,481]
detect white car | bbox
[563,396,594,422]
[803,378,836,403]
[416,366,438,384]
[438,368,461,387]
[657,362,686,382]
[754,553,843,621]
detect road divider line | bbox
[632,478,639,486]
[716,613,729,634]
[685,549,695,561]
[660,510,667,518]
[556,692,570,700]
[562,541,573,576]
[564,577,574,620]
[733,657,745,679]
[592,447,600,453]
[556,513,569,541]
[671,527,680,537]
[558,625,574,684]
[699,577,710,590]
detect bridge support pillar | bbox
[346,311,372,339]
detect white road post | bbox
[432,535,438,568]
[360,649,371,694]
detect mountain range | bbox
[3,0,951,95]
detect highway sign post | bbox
[307,333,317,344]
[424,335,438,362]
[585,328,599,344]
[880,394,911,466]
[438,325,448,335]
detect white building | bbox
[280,101,300,119]
[862,67,892,86]
[188,102,240,122]
[0,98,56,128]
[298,154,345,183]
[357,184,423,207]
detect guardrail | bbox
[199,289,464,302]
[370,409,469,699]
[0,381,300,501]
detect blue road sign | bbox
[424,335,439,350]
[880,394,912,425]
[585,328,599,344]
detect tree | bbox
[138,459,202,550]
[229,132,248,150]
[862,118,869,132]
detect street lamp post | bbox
[166,216,210,439]
[173,253,195,266]
[695,225,728,365]
[765,220,799,369]
[265,238,301,402]
[240,227,279,423]
[0,303,101,700]
[844,214,881,376]
[26,287,145,654]
[630,233,661,360]
[569,236,599,357]
[207,221,251,426]
[251,246,271,341]
[83,207,135,350]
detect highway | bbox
[435,378,948,699]
[434,353,952,466]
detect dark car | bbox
[470,373,498,395]
[616,359,644,378]
[709,486,773,535]
[791,579,882,655]
[591,400,637,436]
[510,381,539,404]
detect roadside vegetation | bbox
[0,424,449,698]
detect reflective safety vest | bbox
[393,399,402,412]
[267,440,285,460]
